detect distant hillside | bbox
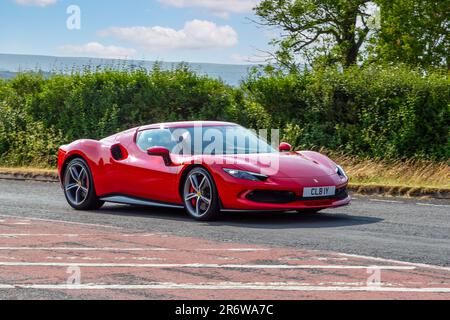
[0,53,256,86]
[0,70,53,80]
[0,71,17,79]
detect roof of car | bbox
[138,121,238,131]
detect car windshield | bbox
[137,125,277,155]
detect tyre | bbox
[182,167,220,221]
[63,158,104,210]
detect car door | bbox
[108,128,181,204]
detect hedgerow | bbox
[0,65,448,167]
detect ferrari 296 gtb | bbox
[58,121,351,221]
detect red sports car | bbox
[58,121,351,221]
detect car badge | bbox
[314,179,319,183]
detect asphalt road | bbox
[0,179,449,267]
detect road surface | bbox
[0,179,449,299]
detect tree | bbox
[254,0,377,70]
[374,0,449,69]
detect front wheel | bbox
[63,158,104,210]
[183,167,220,221]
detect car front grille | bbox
[246,187,348,204]
[246,190,297,204]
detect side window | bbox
[136,129,176,151]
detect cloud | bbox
[13,0,58,7]
[99,20,238,52]
[158,0,260,18]
[58,42,137,59]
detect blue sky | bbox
[0,0,272,64]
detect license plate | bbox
[303,186,336,198]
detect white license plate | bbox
[303,186,336,198]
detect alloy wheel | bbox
[64,162,89,206]
[184,171,213,218]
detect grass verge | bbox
[333,155,449,189]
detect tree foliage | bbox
[375,0,449,69]
[255,0,377,69]
[255,0,449,70]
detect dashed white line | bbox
[0,262,415,270]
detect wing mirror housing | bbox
[147,146,172,166]
[279,142,292,152]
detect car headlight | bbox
[223,168,268,181]
[335,165,348,179]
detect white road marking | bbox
[0,234,161,238]
[0,214,121,230]
[0,234,84,237]
[416,203,450,208]
[348,197,450,208]
[337,253,450,272]
[369,199,404,204]
[0,247,173,251]
[196,248,270,252]
[0,282,448,293]
[121,234,158,237]
[0,220,31,225]
[0,256,16,260]
[365,199,450,208]
[0,261,415,270]
[279,257,348,262]
[132,257,164,261]
[0,247,272,252]
[46,256,103,261]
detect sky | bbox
[0,0,272,64]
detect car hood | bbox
[176,152,337,179]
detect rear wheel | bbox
[183,167,220,221]
[63,158,104,210]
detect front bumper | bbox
[215,172,351,211]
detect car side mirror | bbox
[279,142,292,152]
[147,146,172,166]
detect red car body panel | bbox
[58,121,351,211]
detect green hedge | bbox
[243,66,450,160]
[0,65,448,167]
[0,66,240,166]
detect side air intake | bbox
[111,144,124,161]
